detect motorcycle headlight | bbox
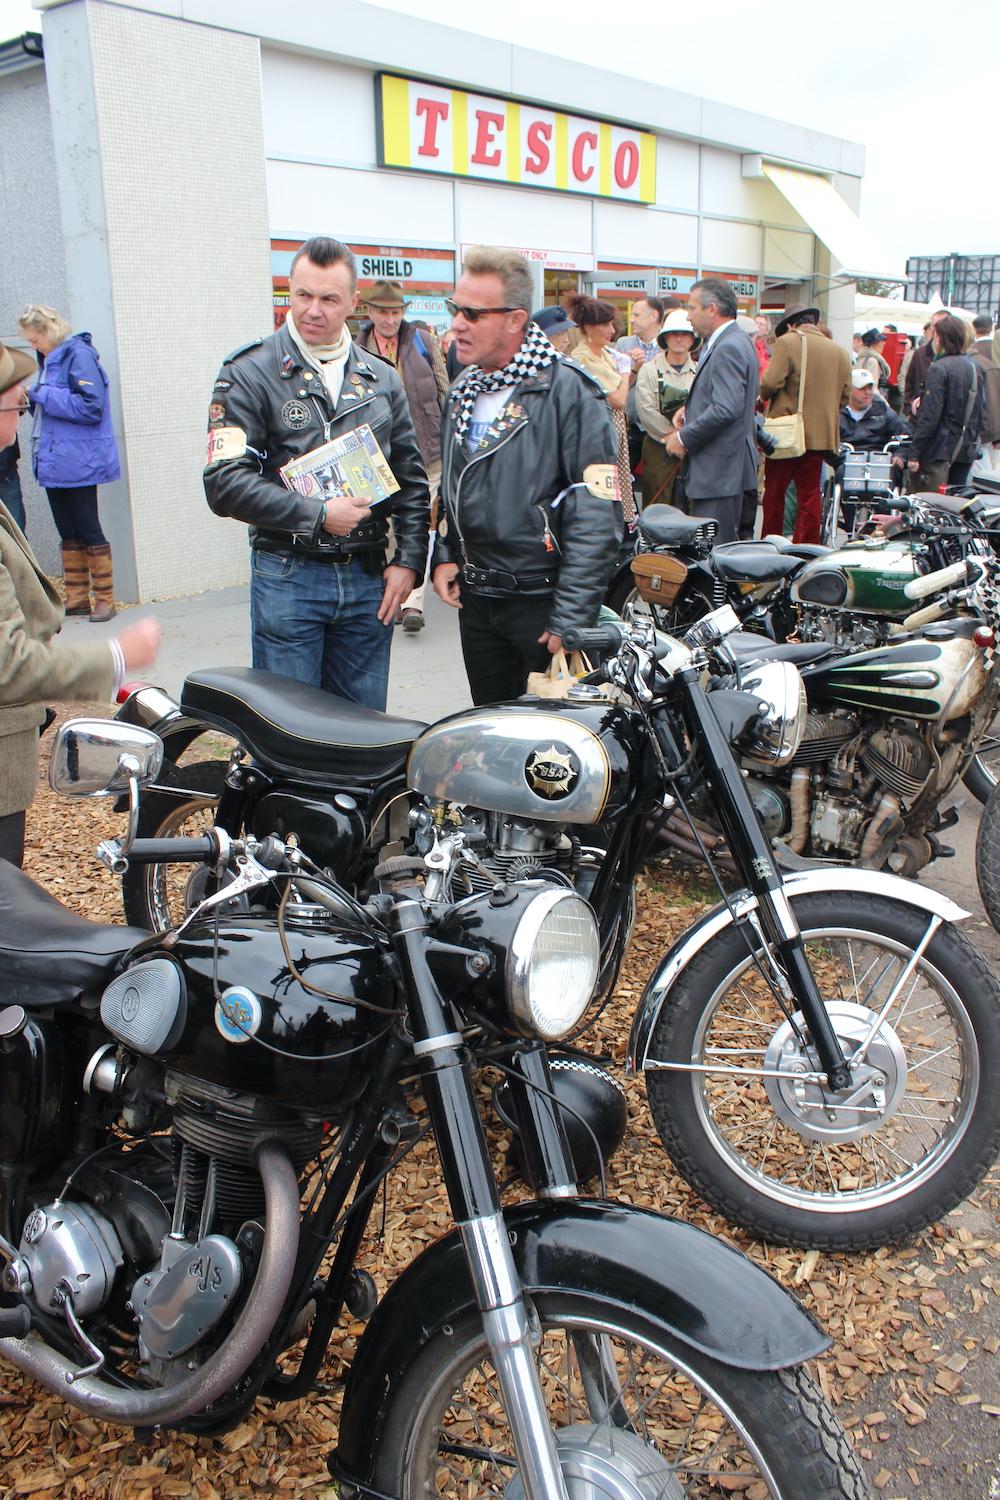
[508,889,599,1040]
[739,660,807,767]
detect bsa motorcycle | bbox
[108,607,1000,1251]
[0,717,869,1500]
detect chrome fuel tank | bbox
[406,699,639,824]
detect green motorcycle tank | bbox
[803,627,989,721]
[791,544,923,615]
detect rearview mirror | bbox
[49,719,164,798]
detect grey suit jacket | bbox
[678,321,759,499]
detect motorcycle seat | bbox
[712,543,800,585]
[0,859,147,1007]
[637,505,711,547]
[761,535,833,559]
[180,668,429,782]
[728,634,837,665]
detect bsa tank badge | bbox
[281,399,311,430]
[525,743,579,800]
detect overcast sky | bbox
[2,0,995,274]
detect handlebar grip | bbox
[903,560,968,601]
[904,601,948,631]
[0,1305,30,1338]
[125,837,218,863]
[562,624,624,654]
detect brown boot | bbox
[86,543,117,622]
[61,541,91,615]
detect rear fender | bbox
[334,1198,828,1484]
[627,868,970,1072]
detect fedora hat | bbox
[364,279,406,309]
[0,342,35,397]
[656,308,697,349]
[775,303,820,338]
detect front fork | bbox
[680,673,853,1092]
[391,900,572,1500]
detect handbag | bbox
[526,650,592,699]
[761,330,808,460]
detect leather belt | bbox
[254,539,351,565]
[462,564,557,592]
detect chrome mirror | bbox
[49,719,164,797]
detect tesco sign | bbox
[377,74,657,203]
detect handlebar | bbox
[124,837,219,863]
[903,560,969,602]
[562,624,625,654]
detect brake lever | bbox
[161,846,278,946]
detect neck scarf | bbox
[454,323,556,438]
[286,316,353,406]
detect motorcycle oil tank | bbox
[406,700,638,825]
[0,1016,76,1164]
[803,627,989,722]
[791,546,923,615]
[251,792,365,879]
[132,917,393,1111]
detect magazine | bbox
[279,424,400,507]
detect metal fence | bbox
[906,255,1000,319]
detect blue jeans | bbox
[0,472,25,532]
[250,550,393,710]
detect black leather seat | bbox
[0,860,148,1007]
[728,633,836,666]
[637,504,710,548]
[762,535,833,559]
[712,543,800,585]
[180,668,429,782]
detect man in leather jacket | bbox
[432,246,619,706]
[203,237,430,710]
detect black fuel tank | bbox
[142,916,393,1112]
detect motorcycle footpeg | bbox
[0,1305,31,1338]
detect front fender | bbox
[627,867,970,1072]
[335,1198,827,1483]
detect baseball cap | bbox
[852,368,875,389]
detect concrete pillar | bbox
[40,0,273,602]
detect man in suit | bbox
[664,278,758,542]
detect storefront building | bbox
[0,0,901,601]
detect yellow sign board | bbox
[376,73,656,204]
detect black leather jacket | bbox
[203,322,430,572]
[911,354,986,467]
[433,358,620,638]
[838,403,909,451]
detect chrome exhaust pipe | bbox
[0,1141,299,1427]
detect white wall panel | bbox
[763,227,815,280]
[457,182,592,252]
[701,147,807,228]
[261,51,376,165]
[266,160,454,243]
[700,217,761,270]
[596,203,698,265]
[654,136,699,211]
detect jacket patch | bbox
[209,402,226,425]
[213,378,233,393]
[205,426,247,467]
[281,399,311,430]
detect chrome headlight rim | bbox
[739,660,807,767]
[506,887,599,1041]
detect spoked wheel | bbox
[645,890,1000,1250]
[819,480,843,547]
[963,707,1000,802]
[372,1297,868,1500]
[121,759,228,930]
[606,574,715,637]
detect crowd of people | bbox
[1,241,998,864]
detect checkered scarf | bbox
[453,323,557,438]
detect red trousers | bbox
[761,451,825,544]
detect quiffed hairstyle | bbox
[934,313,972,357]
[565,294,618,329]
[690,278,738,321]
[290,237,358,289]
[462,246,534,315]
[17,303,71,346]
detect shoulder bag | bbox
[761,331,808,460]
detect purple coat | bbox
[28,333,121,488]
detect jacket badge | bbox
[208,402,226,425]
[525,743,579,800]
[281,399,311,430]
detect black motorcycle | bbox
[110,607,1000,1252]
[0,716,867,1500]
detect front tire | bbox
[372,1297,868,1500]
[963,708,1000,802]
[645,890,1000,1250]
[121,759,228,930]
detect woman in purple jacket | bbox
[18,304,120,621]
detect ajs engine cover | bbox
[18,1201,124,1317]
[131,1233,243,1361]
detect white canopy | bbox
[761,163,906,284]
[853,292,977,334]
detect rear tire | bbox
[121,759,228,930]
[372,1296,868,1500]
[963,708,1000,802]
[975,781,1000,933]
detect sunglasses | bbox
[445,299,517,322]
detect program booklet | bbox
[279,424,400,507]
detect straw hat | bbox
[0,342,35,397]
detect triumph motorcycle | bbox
[105,608,1000,1251]
[0,711,873,1500]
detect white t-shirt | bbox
[467,388,509,452]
